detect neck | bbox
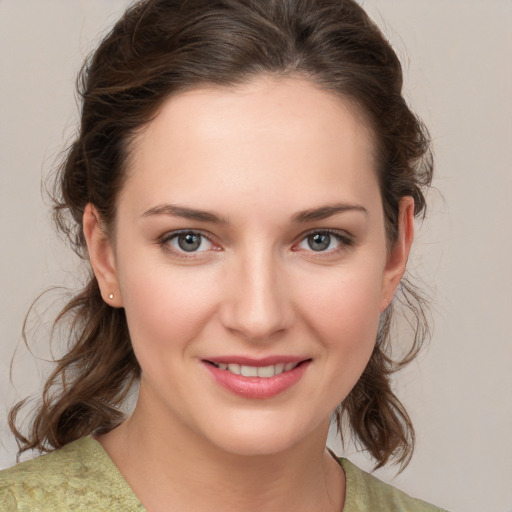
[98,385,345,512]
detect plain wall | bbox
[1,1,511,511]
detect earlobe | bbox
[380,197,415,312]
[83,204,122,307]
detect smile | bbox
[203,358,311,399]
[209,362,300,378]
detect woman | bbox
[1,0,446,510]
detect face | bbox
[86,76,412,456]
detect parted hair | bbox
[10,0,433,469]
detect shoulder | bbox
[0,437,145,511]
[339,458,449,512]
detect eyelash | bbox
[294,229,354,256]
[158,230,218,257]
[158,229,353,258]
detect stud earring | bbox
[108,293,114,300]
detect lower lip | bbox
[203,361,310,399]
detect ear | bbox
[380,196,415,312]
[83,203,123,307]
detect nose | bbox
[219,247,294,342]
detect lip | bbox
[204,355,307,366]
[202,357,311,399]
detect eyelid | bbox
[157,227,353,258]
[158,229,221,256]
[293,228,354,254]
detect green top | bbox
[0,438,448,511]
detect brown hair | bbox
[10,0,433,469]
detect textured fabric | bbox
[338,458,448,511]
[0,437,447,511]
[0,438,144,511]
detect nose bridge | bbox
[221,243,291,340]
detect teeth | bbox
[227,363,240,375]
[257,365,275,378]
[213,362,299,378]
[240,365,258,377]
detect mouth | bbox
[203,357,311,398]
[205,361,304,378]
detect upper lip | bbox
[203,355,310,367]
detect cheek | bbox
[297,267,383,382]
[116,256,219,360]
[301,267,382,337]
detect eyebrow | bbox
[141,202,367,224]
[292,203,368,223]
[142,204,228,224]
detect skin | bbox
[83,75,414,512]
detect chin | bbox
[198,411,328,458]
[211,432,302,457]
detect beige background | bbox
[1,1,511,511]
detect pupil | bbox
[178,233,201,252]
[308,233,330,251]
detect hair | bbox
[10,0,433,469]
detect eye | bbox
[295,230,352,253]
[163,231,214,253]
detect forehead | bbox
[121,76,379,217]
